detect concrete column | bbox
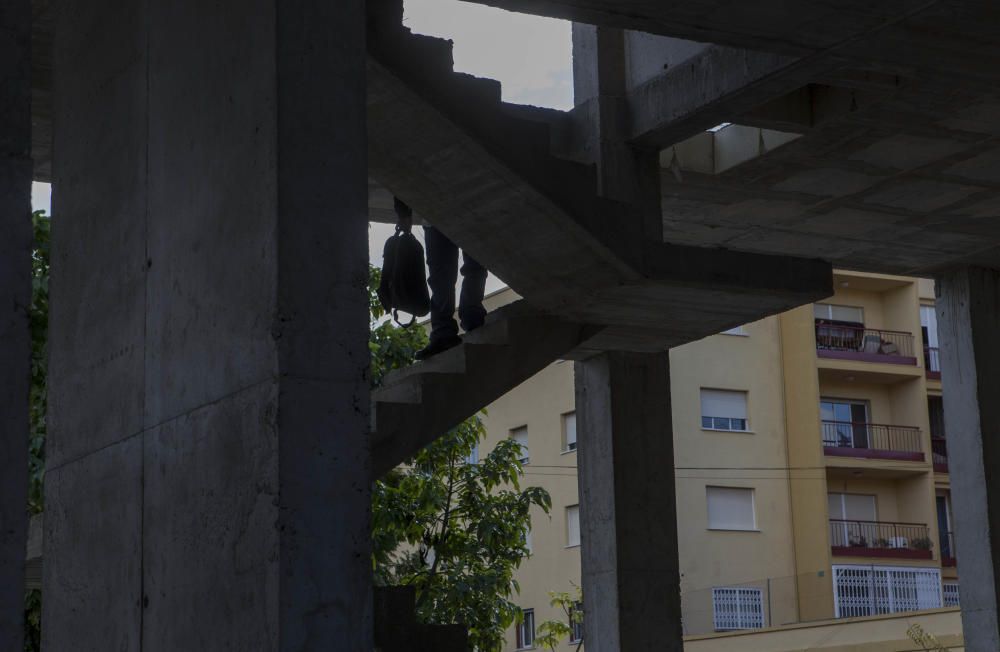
[936,266,1000,650]
[0,1,32,648]
[44,1,370,650]
[575,352,682,650]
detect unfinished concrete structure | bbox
[8,0,1000,649]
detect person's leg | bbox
[423,226,459,342]
[459,250,488,332]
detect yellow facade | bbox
[478,273,959,651]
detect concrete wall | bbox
[44,0,370,649]
[0,1,32,648]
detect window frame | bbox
[516,608,535,649]
[562,411,577,453]
[700,388,750,433]
[569,602,584,643]
[510,425,530,465]
[566,504,581,548]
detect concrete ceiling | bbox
[30,0,1000,285]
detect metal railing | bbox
[931,437,948,468]
[815,322,915,358]
[829,520,932,553]
[925,346,941,374]
[821,421,923,454]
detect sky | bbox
[32,0,572,294]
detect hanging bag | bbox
[378,225,431,326]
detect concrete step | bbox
[370,301,596,477]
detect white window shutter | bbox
[566,505,581,546]
[707,487,756,530]
[701,390,748,420]
[563,412,577,450]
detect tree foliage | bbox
[369,266,551,651]
[535,586,584,652]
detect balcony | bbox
[932,437,949,473]
[815,322,917,366]
[942,531,956,567]
[822,421,924,462]
[829,520,933,559]
[925,346,941,380]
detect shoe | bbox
[415,335,462,361]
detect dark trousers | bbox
[424,226,487,341]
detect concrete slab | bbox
[142,381,279,652]
[42,437,143,652]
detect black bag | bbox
[378,226,431,326]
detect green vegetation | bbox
[369,266,551,651]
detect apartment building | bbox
[477,272,960,651]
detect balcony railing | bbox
[942,531,956,566]
[829,520,933,559]
[932,437,948,472]
[821,421,923,460]
[925,346,941,378]
[815,322,916,364]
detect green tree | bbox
[535,586,583,652]
[369,266,551,651]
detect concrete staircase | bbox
[375,586,469,652]
[365,0,831,352]
[371,301,596,477]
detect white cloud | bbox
[404,0,573,110]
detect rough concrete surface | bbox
[45,0,372,648]
[576,352,682,651]
[937,267,1000,652]
[0,1,32,649]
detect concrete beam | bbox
[44,0,370,649]
[576,352,681,650]
[0,1,32,649]
[626,45,812,150]
[936,266,1000,650]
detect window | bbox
[722,325,748,336]
[828,493,877,548]
[523,525,532,554]
[712,587,764,631]
[921,305,940,372]
[516,608,535,649]
[701,389,749,431]
[706,487,756,531]
[569,602,584,643]
[465,441,479,465]
[511,426,529,464]
[566,505,581,547]
[820,399,870,448]
[814,303,864,325]
[562,412,577,452]
[943,582,960,607]
[833,565,942,618]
